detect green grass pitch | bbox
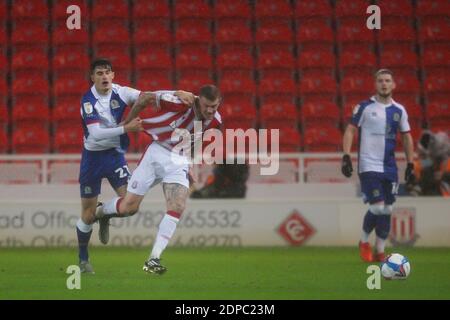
[1,247,449,299]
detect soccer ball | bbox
[381,253,411,280]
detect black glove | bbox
[341,154,353,178]
[405,162,415,184]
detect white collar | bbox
[91,85,112,100]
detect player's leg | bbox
[359,172,385,262]
[143,182,189,275]
[77,151,102,273]
[374,178,397,261]
[96,158,132,244]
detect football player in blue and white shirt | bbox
[76,59,143,273]
[341,69,415,263]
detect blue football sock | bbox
[77,227,92,262]
[362,210,377,235]
[375,214,391,240]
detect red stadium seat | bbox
[301,100,340,128]
[425,74,450,93]
[393,73,421,93]
[214,1,251,19]
[304,127,342,152]
[296,20,334,44]
[378,0,413,18]
[53,127,83,153]
[52,0,88,20]
[174,0,211,19]
[13,76,49,96]
[216,49,254,70]
[92,25,129,45]
[176,47,212,70]
[380,50,418,69]
[422,45,450,68]
[12,25,48,45]
[0,129,8,153]
[339,50,377,69]
[340,74,373,95]
[295,0,332,18]
[136,76,173,91]
[53,28,89,46]
[135,49,172,70]
[220,76,256,95]
[275,127,301,152]
[255,0,292,18]
[12,51,48,72]
[300,72,336,94]
[12,99,49,127]
[416,0,450,18]
[52,51,89,71]
[259,76,296,95]
[177,74,213,92]
[0,107,8,129]
[132,1,170,19]
[257,51,295,69]
[0,1,6,20]
[298,50,335,69]
[53,77,88,96]
[255,20,294,44]
[335,0,371,19]
[427,99,450,122]
[92,0,129,19]
[215,19,252,44]
[260,102,297,129]
[0,77,7,97]
[133,20,172,45]
[94,51,132,70]
[379,22,416,42]
[221,102,257,130]
[52,97,82,127]
[12,0,48,18]
[12,126,50,153]
[175,19,212,44]
[419,19,450,43]
[337,18,376,43]
[0,53,7,72]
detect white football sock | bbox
[376,236,386,253]
[102,197,121,215]
[361,231,370,243]
[150,214,179,259]
[76,218,93,232]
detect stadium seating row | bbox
[1,0,449,153]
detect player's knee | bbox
[168,203,185,214]
[369,203,385,215]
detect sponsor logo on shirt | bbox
[83,102,93,114]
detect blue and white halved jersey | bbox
[80,84,141,152]
[351,96,411,176]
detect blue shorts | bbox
[79,148,131,198]
[359,171,398,205]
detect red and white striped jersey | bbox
[141,91,222,150]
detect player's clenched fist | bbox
[124,117,143,132]
[341,154,353,178]
[404,162,415,184]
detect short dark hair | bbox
[374,68,394,78]
[90,58,113,74]
[199,84,221,101]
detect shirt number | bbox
[115,165,130,179]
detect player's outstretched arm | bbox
[124,91,157,124]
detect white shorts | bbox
[127,142,190,195]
